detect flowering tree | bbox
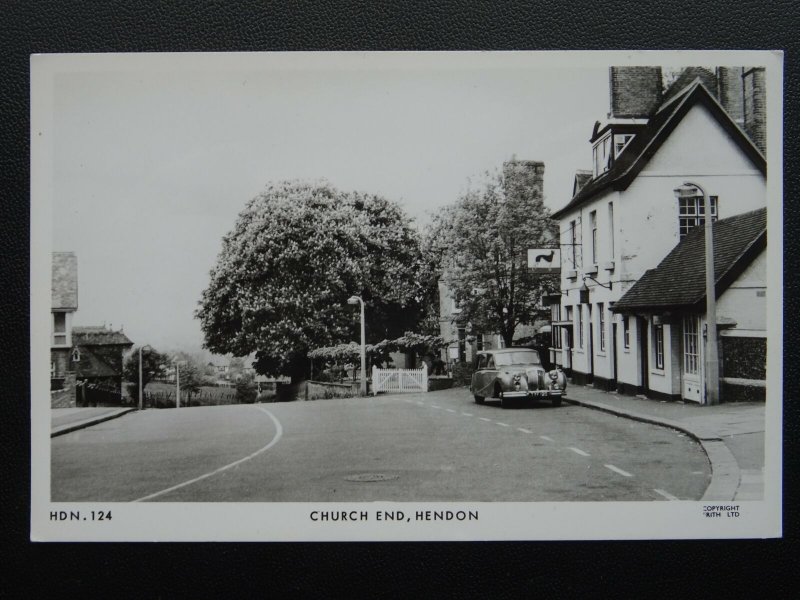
[426,166,559,347]
[196,181,426,381]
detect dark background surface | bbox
[2,0,797,596]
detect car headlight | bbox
[548,369,567,390]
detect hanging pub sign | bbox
[528,248,561,274]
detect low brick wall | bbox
[722,336,766,380]
[722,381,766,403]
[721,336,766,402]
[428,377,453,391]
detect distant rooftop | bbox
[73,325,133,347]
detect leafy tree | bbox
[427,164,559,347]
[172,352,210,402]
[235,373,258,404]
[197,180,426,382]
[123,346,167,400]
[227,356,246,381]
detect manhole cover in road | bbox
[344,473,399,483]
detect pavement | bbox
[50,383,765,501]
[51,406,137,437]
[562,384,765,501]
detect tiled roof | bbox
[573,170,593,195]
[52,252,78,310]
[613,208,766,312]
[551,81,766,219]
[74,346,119,378]
[73,326,134,347]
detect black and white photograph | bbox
[30,51,783,541]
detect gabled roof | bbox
[572,170,593,196]
[551,81,766,219]
[612,208,766,313]
[52,252,78,310]
[73,326,134,347]
[74,346,120,378]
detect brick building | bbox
[71,326,133,405]
[50,251,133,407]
[51,252,78,403]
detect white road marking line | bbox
[461,412,473,417]
[445,408,456,413]
[133,405,283,502]
[540,435,554,442]
[431,405,441,409]
[653,488,680,501]
[568,447,590,457]
[604,464,633,477]
[416,401,425,405]
[479,417,492,422]
[495,422,510,427]
[517,428,532,434]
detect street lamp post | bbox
[138,344,152,411]
[174,359,187,409]
[348,295,367,396]
[674,181,719,405]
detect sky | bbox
[50,54,612,354]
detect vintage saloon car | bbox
[470,348,567,408]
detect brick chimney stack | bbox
[608,67,663,118]
[742,67,766,156]
[716,66,745,125]
[502,159,545,201]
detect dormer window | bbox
[614,133,635,157]
[592,133,612,177]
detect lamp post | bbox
[173,359,187,408]
[138,344,152,411]
[348,295,367,396]
[674,181,719,405]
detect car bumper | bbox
[500,389,565,399]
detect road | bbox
[51,388,711,502]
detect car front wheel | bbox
[474,394,484,404]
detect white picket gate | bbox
[371,366,428,396]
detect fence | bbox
[372,366,428,396]
[143,387,239,409]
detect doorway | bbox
[638,316,650,395]
[587,304,594,383]
[681,315,702,403]
[611,322,618,388]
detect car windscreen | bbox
[493,351,541,366]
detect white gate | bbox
[371,366,428,396]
